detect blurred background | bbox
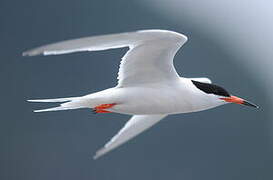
[1,0,272,179]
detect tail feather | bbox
[27,97,78,103]
[28,96,87,113]
[33,106,76,113]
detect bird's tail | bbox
[27,97,86,112]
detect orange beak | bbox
[220,96,258,108]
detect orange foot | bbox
[92,103,116,114]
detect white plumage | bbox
[24,29,256,159]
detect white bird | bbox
[23,29,258,159]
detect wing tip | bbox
[22,48,48,56]
[93,154,100,160]
[33,109,44,113]
[22,50,34,57]
[22,50,42,57]
[22,51,29,56]
[27,99,36,102]
[93,148,106,160]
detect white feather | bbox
[23,30,187,87]
[27,97,78,103]
[94,114,167,159]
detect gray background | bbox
[1,0,272,179]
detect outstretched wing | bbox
[23,30,188,87]
[93,114,167,159]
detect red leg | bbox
[92,103,116,114]
[94,103,116,110]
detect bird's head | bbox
[191,80,258,108]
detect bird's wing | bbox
[23,29,187,87]
[93,114,167,159]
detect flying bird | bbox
[23,30,258,159]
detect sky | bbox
[1,0,272,180]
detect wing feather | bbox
[23,30,188,86]
[94,114,167,159]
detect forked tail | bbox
[27,97,86,112]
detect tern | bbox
[23,29,258,159]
